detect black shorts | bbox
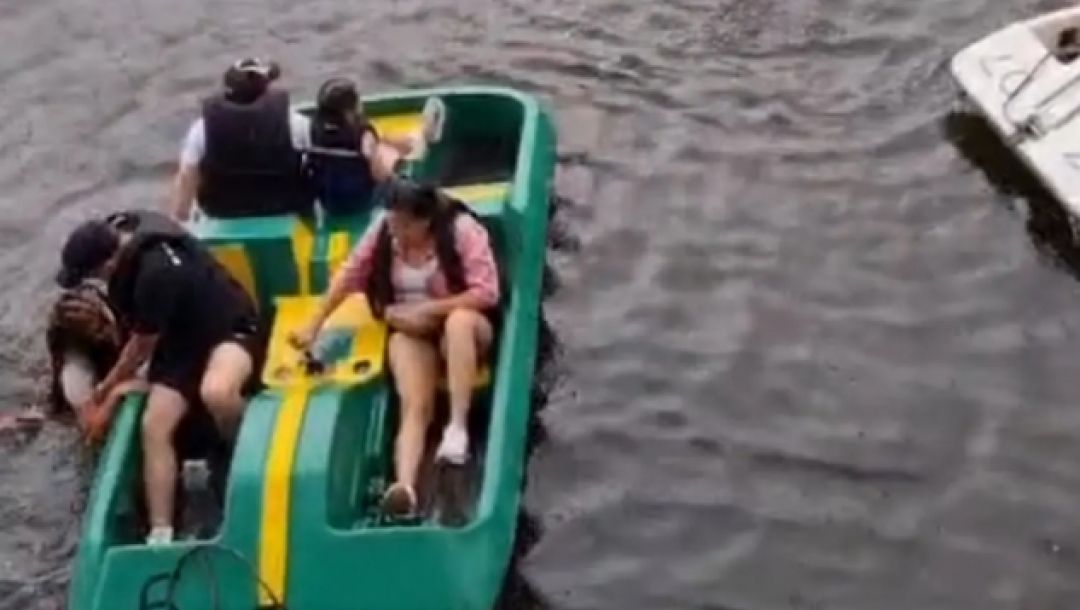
[146,312,268,411]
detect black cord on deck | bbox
[137,543,287,610]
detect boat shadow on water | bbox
[492,192,579,610]
[942,107,1080,278]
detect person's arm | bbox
[304,268,356,339]
[379,134,415,156]
[169,165,200,221]
[84,376,149,442]
[97,255,179,399]
[360,131,404,183]
[169,120,205,221]
[418,215,500,317]
[293,220,380,346]
[95,333,157,401]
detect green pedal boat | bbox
[67,86,556,610]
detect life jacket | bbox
[197,90,313,218]
[306,115,377,217]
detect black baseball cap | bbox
[55,220,120,289]
[222,57,281,103]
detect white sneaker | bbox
[146,526,174,546]
[435,424,468,465]
[421,97,446,144]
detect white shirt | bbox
[179,111,312,167]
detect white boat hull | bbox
[951,6,1080,216]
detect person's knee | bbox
[142,403,178,447]
[200,342,253,410]
[199,374,240,411]
[443,308,481,342]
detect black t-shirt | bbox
[126,241,249,346]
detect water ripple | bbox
[5,0,1080,608]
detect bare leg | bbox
[437,309,492,464]
[199,341,254,441]
[384,332,439,514]
[141,384,188,540]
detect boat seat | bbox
[190,214,318,315]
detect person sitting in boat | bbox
[45,276,146,442]
[306,77,411,217]
[289,179,499,518]
[56,209,267,545]
[168,57,315,221]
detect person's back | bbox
[169,58,314,221]
[306,78,379,217]
[199,89,311,217]
[106,210,253,336]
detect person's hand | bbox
[75,399,97,434]
[385,303,440,336]
[83,405,112,444]
[91,382,110,406]
[288,322,320,352]
[385,304,418,331]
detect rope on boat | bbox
[137,543,288,610]
[1000,42,1080,145]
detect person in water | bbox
[45,276,146,441]
[168,58,314,221]
[56,209,266,544]
[290,179,499,517]
[306,77,411,217]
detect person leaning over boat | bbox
[289,179,499,518]
[306,77,412,217]
[45,276,146,442]
[167,58,314,221]
[56,209,266,545]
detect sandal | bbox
[380,482,418,519]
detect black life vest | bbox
[306,115,377,216]
[197,90,313,218]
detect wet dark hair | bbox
[366,180,469,318]
[45,282,124,414]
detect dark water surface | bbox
[5,0,1080,608]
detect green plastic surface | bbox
[68,86,555,610]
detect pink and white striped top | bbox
[336,212,500,308]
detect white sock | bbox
[146,525,174,546]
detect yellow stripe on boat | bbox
[327,230,351,278]
[370,113,424,142]
[443,182,511,206]
[342,296,387,384]
[263,295,388,388]
[259,383,312,606]
[290,219,315,295]
[210,245,258,306]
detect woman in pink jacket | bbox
[291,179,499,517]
